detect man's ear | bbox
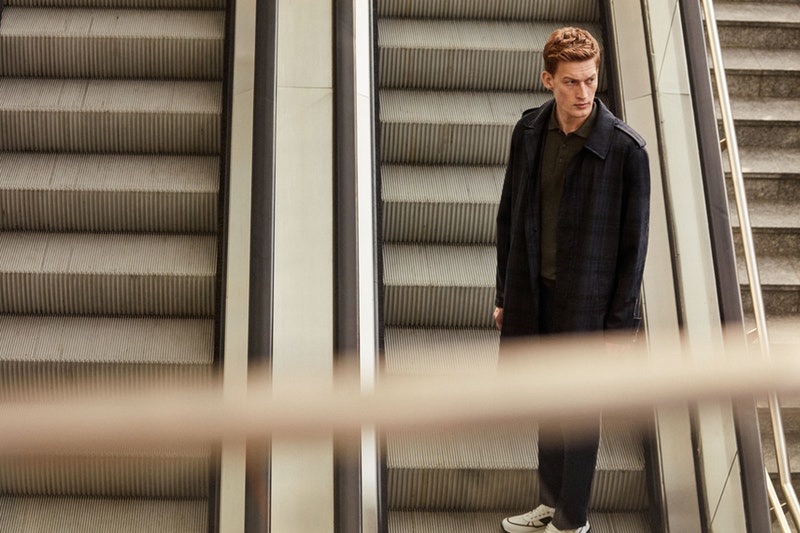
[541,70,553,91]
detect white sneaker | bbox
[543,522,590,533]
[501,505,555,532]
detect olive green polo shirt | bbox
[539,103,598,283]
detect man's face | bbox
[541,59,598,127]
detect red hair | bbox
[543,27,601,74]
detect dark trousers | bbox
[537,280,600,529]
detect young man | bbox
[495,27,650,533]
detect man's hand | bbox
[493,307,503,331]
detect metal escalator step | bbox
[383,244,494,328]
[0,153,218,232]
[0,447,210,498]
[384,327,498,376]
[382,164,502,244]
[377,0,599,22]
[0,232,216,316]
[0,7,224,79]
[8,0,223,7]
[387,421,647,511]
[380,89,548,165]
[0,496,208,531]
[0,78,221,154]
[389,510,651,532]
[378,19,601,91]
[0,315,213,398]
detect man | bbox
[495,27,650,533]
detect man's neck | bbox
[555,106,590,135]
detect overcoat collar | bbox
[520,98,616,161]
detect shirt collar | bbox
[548,103,598,138]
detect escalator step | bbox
[379,19,601,91]
[0,78,221,154]
[376,0,599,22]
[0,496,208,532]
[0,447,210,498]
[0,153,218,232]
[380,89,546,165]
[382,164,502,244]
[389,510,650,532]
[0,232,216,316]
[383,243,494,328]
[384,327,499,376]
[0,7,224,79]
[386,421,647,511]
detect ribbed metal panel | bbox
[0,153,218,232]
[1,8,224,79]
[379,20,602,91]
[387,423,647,511]
[0,232,216,316]
[388,511,651,533]
[0,497,208,532]
[382,164,502,243]
[384,327,499,375]
[0,449,210,498]
[0,79,221,154]
[380,90,548,165]
[377,0,599,22]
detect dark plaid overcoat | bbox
[495,98,650,338]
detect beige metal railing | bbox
[699,0,800,529]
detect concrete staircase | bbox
[378,1,653,530]
[0,0,224,530]
[713,0,800,525]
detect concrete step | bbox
[720,96,800,148]
[378,19,603,91]
[381,164,502,244]
[376,0,599,22]
[7,0,223,6]
[0,7,223,80]
[0,78,221,154]
[720,47,800,98]
[0,232,216,316]
[387,421,648,511]
[715,2,800,49]
[724,147,800,201]
[384,327,499,376]
[383,244,494,328]
[730,201,800,256]
[0,447,210,498]
[0,315,213,399]
[0,153,218,233]
[389,510,651,533]
[738,254,800,315]
[380,89,548,165]
[0,496,208,532]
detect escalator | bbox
[0,0,224,529]
[378,0,653,530]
